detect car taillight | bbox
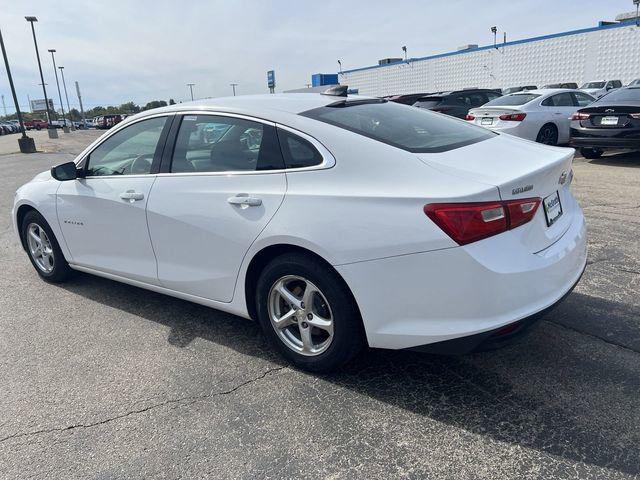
[424,198,541,245]
[465,114,475,121]
[630,113,640,119]
[499,113,526,121]
[571,112,590,120]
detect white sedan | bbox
[12,88,587,371]
[466,89,595,145]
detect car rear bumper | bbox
[336,206,587,351]
[570,136,640,149]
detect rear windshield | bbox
[596,88,640,102]
[484,94,540,106]
[301,100,494,153]
[581,82,605,89]
[413,98,443,108]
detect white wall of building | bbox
[340,22,640,96]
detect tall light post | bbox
[402,45,407,62]
[48,49,69,133]
[230,83,238,96]
[491,26,498,49]
[58,66,75,130]
[187,83,195,101]
[0,26,36,152]
[25,16,57,139]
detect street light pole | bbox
[58,66,75,130]
[75,81,86,127]
[25,16,57,138]
[0,26,36,152]
[48,49,69,133]
[230,83,238,96]
[187,83,195,101]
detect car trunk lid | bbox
[415,134,576,253]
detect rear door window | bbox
[170,115,284,173]
[301,99,494,153]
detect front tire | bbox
[255,253,365,372]
[580,147,604,159]
[21,210,73,283]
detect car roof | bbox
[506,88,578,96]
[133,93,371,121]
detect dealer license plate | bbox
[543,191,563,227]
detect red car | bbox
[24,119,49,130]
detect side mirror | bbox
[51,161,80,181]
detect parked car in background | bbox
[12,91,587,371]
[385,93,434,105]
[466,89,595,145]
[95,114,123,129]
[50,119,73,129]
[24,118,49,130]
[542,82,579,89]
[502,85,537,95]
[570,86,640,158]
[580,80,622,99]
[0,122,15,134]
[627,78,640,86]
[413,88,502,118]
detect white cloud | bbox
[0,0,632,113]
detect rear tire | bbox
[255,253,365,372]
[21,210,73,283]
[536,124,559,145]
[580,147,604,159]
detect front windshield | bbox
[582,82,605,89]
[484,94,540,106]
[301,100,494,153]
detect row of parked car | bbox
[386,79,640,158]
[0,113,130,135]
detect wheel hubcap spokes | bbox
[268,276,334,356]
[27,223,54,273]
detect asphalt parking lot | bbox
[0,130,639,479]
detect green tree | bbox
[142,100,168,111]
[169,98,176,105]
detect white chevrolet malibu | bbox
[13,88,587,371]
[466,89,595,145]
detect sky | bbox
[0,0,635,114]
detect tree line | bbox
[1,99,177,122]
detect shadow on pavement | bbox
[585,150,640,168]
[58,272,640,476]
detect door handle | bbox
[120,190,145,202]
[227,193,262,207]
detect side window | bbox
[612,80,622,88]
[573,92,594,107]
[554,93,574,106]
[86,116,167,176]
[170,115,284,173]
[541,96,554,107]
[485,91,501,102]
[277,129,323,169]
[467,93,487,107]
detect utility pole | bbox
[25,16,56,138]
[0,26,36,152]
[230,83,238,96]
[58,66,74,130]
[187,83,195,101]
[27,94,32,112]
[48,49,69,132]
[75,81,86,127]
[1,95,6,117]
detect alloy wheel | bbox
[26,223,55,273]
[268,275,334,356]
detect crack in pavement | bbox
[0,366,286,445]
[545,320,640,355]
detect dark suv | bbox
[413,89,502,118]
